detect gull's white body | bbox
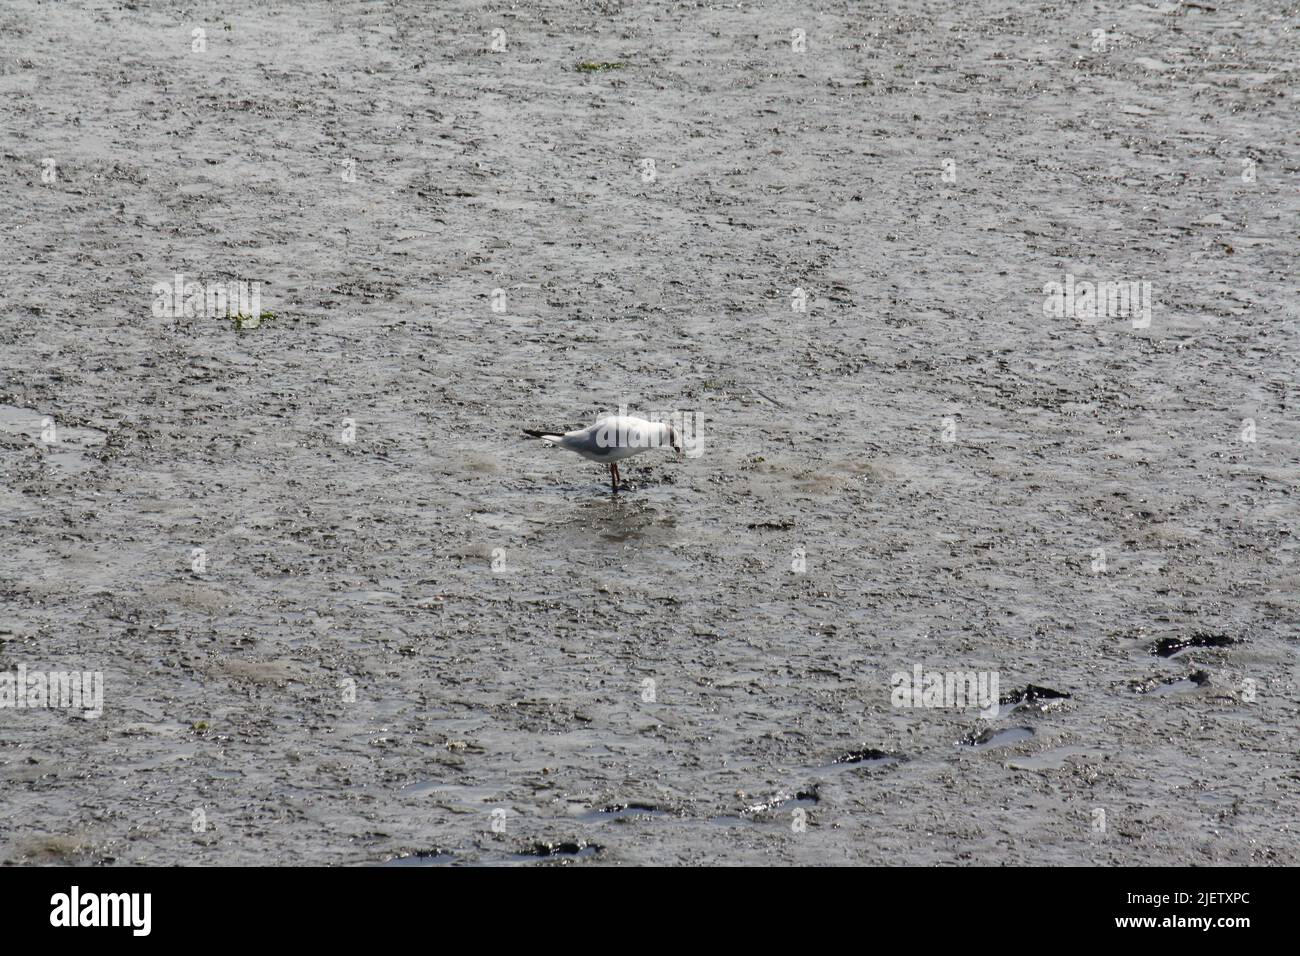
[524,416,681,491]
[540,416,673,462]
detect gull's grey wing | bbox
[557,424,612,455]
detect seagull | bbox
[523,415,683,492]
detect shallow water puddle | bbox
[963,727,1035,749]
[0,487,44,519]
[128,744,199,770]
[1144,674,1209,696]
[398,781,501,805]
[1130,669,1211,696]
[381,850,455,867]
[1007,746,1101,771]
[467,511,529,535]
[338,589,404,604]
[0,404,106,474]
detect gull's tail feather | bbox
[523,428,565,442]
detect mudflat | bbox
[0,1,1296,865]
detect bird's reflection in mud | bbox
[573,495,677,544]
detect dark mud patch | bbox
[517,840,602,860]
[829,747,901,766]
[1000,684,1072,713]
[1152,633,1239,658]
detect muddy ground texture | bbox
[1,1,1297,865]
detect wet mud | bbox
[1,1,1297,865]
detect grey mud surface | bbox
[1,1,1297,865]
